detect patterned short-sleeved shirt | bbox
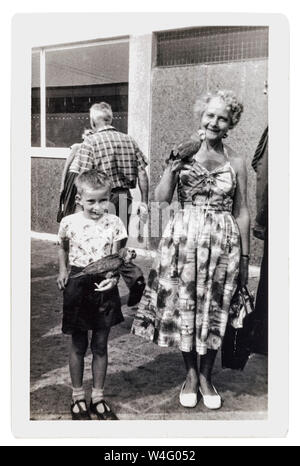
[58,211,128,267]
[69,126,148,190]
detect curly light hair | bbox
[194,90,244,129]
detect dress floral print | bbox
[131,154,241,355]
[58,211,128,267]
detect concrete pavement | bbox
[30,239,267,421]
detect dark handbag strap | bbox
[244,285,255,308]
[235,285,254,314]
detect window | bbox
[156,26,269,67]
[31,52,40,147]
[31,39,129,150]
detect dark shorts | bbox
[62,266,124,335]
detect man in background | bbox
[252,123,268,355]
[69,102,149,306]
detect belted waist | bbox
[111,187,131,193]
[181,200,232,212]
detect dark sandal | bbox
[70,399,91,420]
[90,400,118,420]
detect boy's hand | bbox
[94,277,119,292]
[57,270,69,290]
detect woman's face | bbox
[201,97,231,142]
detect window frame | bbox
[31,36,129,158]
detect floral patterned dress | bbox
[131,152,241,355]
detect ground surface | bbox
[30,239,267,420]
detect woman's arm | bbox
[60,144,81,193]
[155,160,186,204]
[231,155,250,286]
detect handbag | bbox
[221,286,255,370]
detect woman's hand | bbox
[57,270,69,290]
[253,223,266,241]
[170,159,191,173]
[94,277,119,292]
[238,257,249,288]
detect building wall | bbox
[31,157,64,234]
[149,59,268,264]
[126,34,152,249]
[31,34,153,243]
[31,42,268,265]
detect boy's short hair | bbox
[90,102,113,127]
[75,169,111,195]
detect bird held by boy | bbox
[71,247,137,279]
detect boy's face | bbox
[78,184,111,220]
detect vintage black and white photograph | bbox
[11,12,289,438]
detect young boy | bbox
[57,169,128,420]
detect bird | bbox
[71,248,137,279]
[166,131,204,164]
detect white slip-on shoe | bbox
[199,385,222,410]
[179,382,198,408]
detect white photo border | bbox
[11,12,289,438]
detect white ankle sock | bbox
[91,387,104,404]
[72,386,85,402]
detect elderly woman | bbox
[131,90,250,409]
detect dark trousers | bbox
[110,188,132,246]
[252,233,268,355]
[110,188,144,292]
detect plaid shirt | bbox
[69,126,148,190]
